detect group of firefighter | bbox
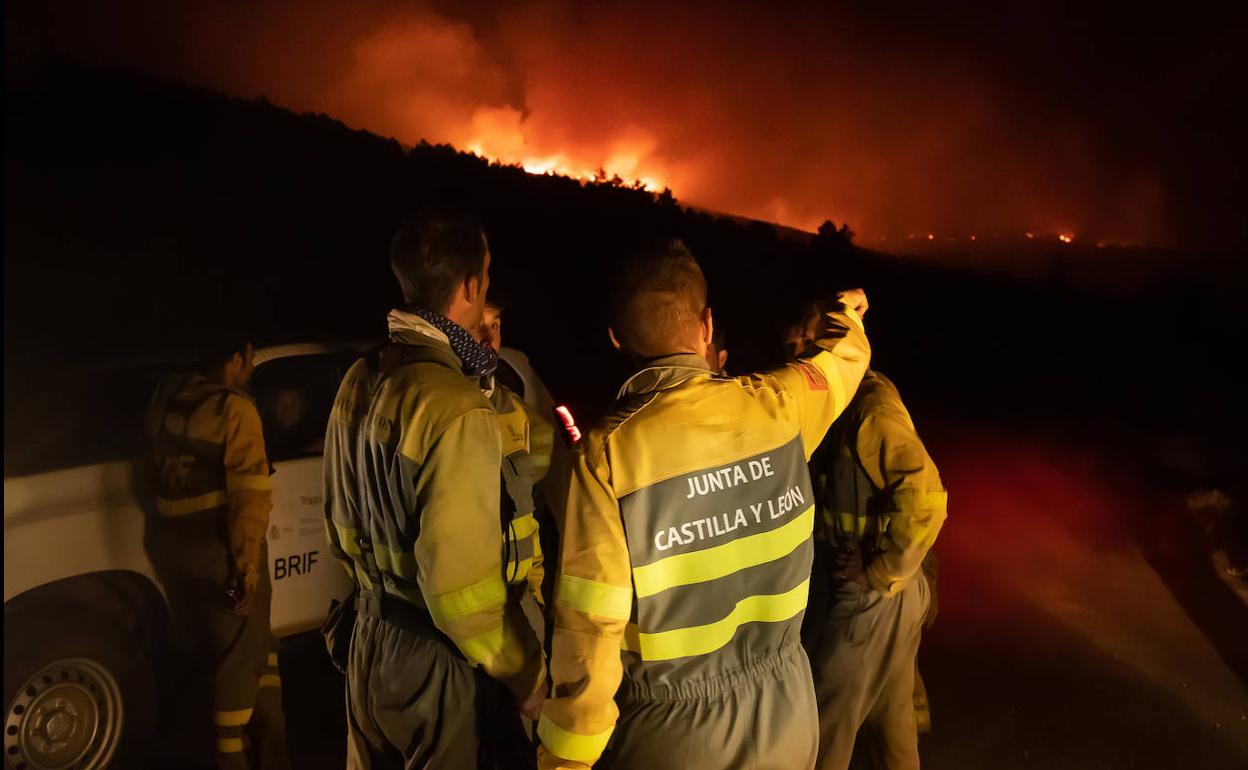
[146,207,947,770]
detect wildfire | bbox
[463,109,667,192]
[1058,233,1074,243]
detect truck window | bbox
[252,354,353,462]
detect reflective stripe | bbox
[537,715,614,765]
[457,624,506,666]
[426,574,507,624]
[156,490,226,517]
[506,557,533,583]
[218,737,245,753]
[213,708,253,727]
[331,522,419,579]
[632,506,814,598]
[226,472,272,492]
[555,574,632,620]
[259,674,282,688]
[824,510,887,538]
[621,578,809,661]
[510,513,539,540]
[267,653,278,668]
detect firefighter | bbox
[537,240,871,770]
[146,335,288,770]
[323,209,546,769]
[474,295,556,614]
[799,317,947,770]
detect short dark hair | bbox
[610,239,708,358]
[390,208,488,312]
[199,336,250,374]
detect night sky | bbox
[6,0,1244,249]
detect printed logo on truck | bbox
[274,550,318,580]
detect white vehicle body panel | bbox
[3,343,360,637]
[267,456,351,636]
[4,462,158,604]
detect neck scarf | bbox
[404,306,498,378]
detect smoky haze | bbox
[6,0,1244,249]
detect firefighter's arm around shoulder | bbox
[221,394,274,592]
[771,290,872,456]
[857,399,947,597]
[413,407,546,702]
[538,437,632,770]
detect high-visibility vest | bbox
[148,374,236,519]
[492,384,542,589]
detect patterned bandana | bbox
[405,306,498,378]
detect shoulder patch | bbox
[793,362,828,392]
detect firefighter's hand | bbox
[830,547,866,586]
[519,680,548,721]
[228,571,258,616]
[839,288,869,318]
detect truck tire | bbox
[3,609,157,770]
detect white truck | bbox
[3,343,364,770]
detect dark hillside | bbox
[5,62,1243,486]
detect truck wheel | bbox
[3,611,157,770]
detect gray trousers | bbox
[808,575,929,770]
[598,644,818,770]
[344,614,532,770]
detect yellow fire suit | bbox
[323,311,545,769]
[146,374,287,769]
[804,370,947,770]
[538,297,870,770]
[490,381,554,610]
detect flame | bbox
[464,107,666,191]
[1058,233,1074,243]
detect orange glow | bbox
[465,111,667,191]
[1058,233,1074,243]
[1025,232,1035,239]
[970,234,977,241]
[927,233,935,240]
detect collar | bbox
[386,307,498,378]
[616,353,712,401]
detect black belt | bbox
[354,592,463,658]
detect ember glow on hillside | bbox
[6,0,1242,248]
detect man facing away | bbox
[537,240,871,770]
[794,301,946,770]
[146,335,288,769]
[323,209,546,769]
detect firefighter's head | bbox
[391,208,491,330]
[609,240,714,362]
[473,294,504,353]
[200,338,256,391]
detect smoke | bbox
[7,0,1242,248]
